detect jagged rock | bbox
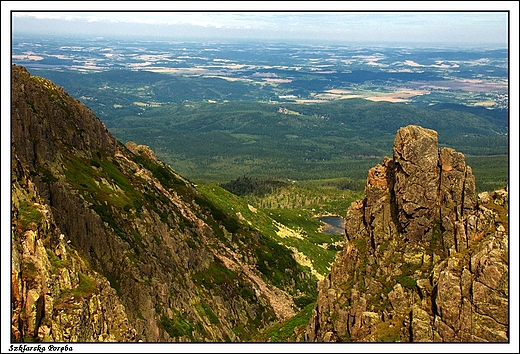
[11,64,311,343]
[125,142,158,162]
[394,125,440,242]
[305,125,508,343]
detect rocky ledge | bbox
[305,125,508,342]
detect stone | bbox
[305,125,508,342]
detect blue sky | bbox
[7,4,513,47]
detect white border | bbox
[2,2,518,353]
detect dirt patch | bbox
[212,249,296,321]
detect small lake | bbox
[317,216,345,235]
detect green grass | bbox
[46,249,69,270]
[200,301,220,325]
[54,272,98,310]
[17,201,43,230]
[160,310,194,340]
[254,303,315,342]
[197,183,347,277]
[193,258,237,289]
[73,272,97,299]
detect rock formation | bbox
[11,65,316,342]
[305,125,508,342]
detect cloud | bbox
[10,11,510,45]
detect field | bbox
[11,33,511,342]
[12,35,509,192]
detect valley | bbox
[12,35,509,192]
[10,31,510,345]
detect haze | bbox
[10,9,509,47]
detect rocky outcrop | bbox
[305,125,508,342]
[11,156,137,342]
[11,65,314,342]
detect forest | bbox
[33,69,509,192]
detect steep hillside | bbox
[11,65,317,342]
[305,125,508,342]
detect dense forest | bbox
[33,69,508,191]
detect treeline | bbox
[221,176,363,214]
[220,176,289,197]
[28,70,508,190]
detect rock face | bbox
[11,158,137,342]
[305,125,508,342]
[11,65,316,342]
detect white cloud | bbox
[9,10,511,45]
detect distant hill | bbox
[30,69,508,190]
[106,98,508,188]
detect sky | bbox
[4,2,515,47]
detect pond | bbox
[317,216,345,235]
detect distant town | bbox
[12,34,508,110]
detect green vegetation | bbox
[222,176,362,215]
[17,201,43,231]
[46,249,69,270]
[200,301,220,325]
[396,274,417,290]
[54,272,98,311]
[91,98,506,189]
[465,155,509,192]
[33,65,508,191]
[193,258,237,289]
[197,182,354,278]
[73,272,97,299]
[21,261,38,284]
[160,310,195,340]
[253,303,315,342]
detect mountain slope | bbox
[11,65,317,342]
[304,125,508,342]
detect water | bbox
[317,216,345,235]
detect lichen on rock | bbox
[305,125,508,343]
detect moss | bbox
[186,239,197,249]
[54,272,97,310]
[21,261,38,283]
[90,204,126,238]
[352,238,368,253]
[41,169,58,183]
[73,272,97,298]
[46,249,69,271]
[429,219,447,259]
[376,316,406,342]
[160,311,194,340]
[254,303,315,342]
[132,231,142,242]
[396,274,417,289]
[200,301,220,324]
[240,287,255,302]
[193,259,236,289]
[17,201,43,230]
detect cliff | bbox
[305,125,508,342]
[11,65,315,342]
